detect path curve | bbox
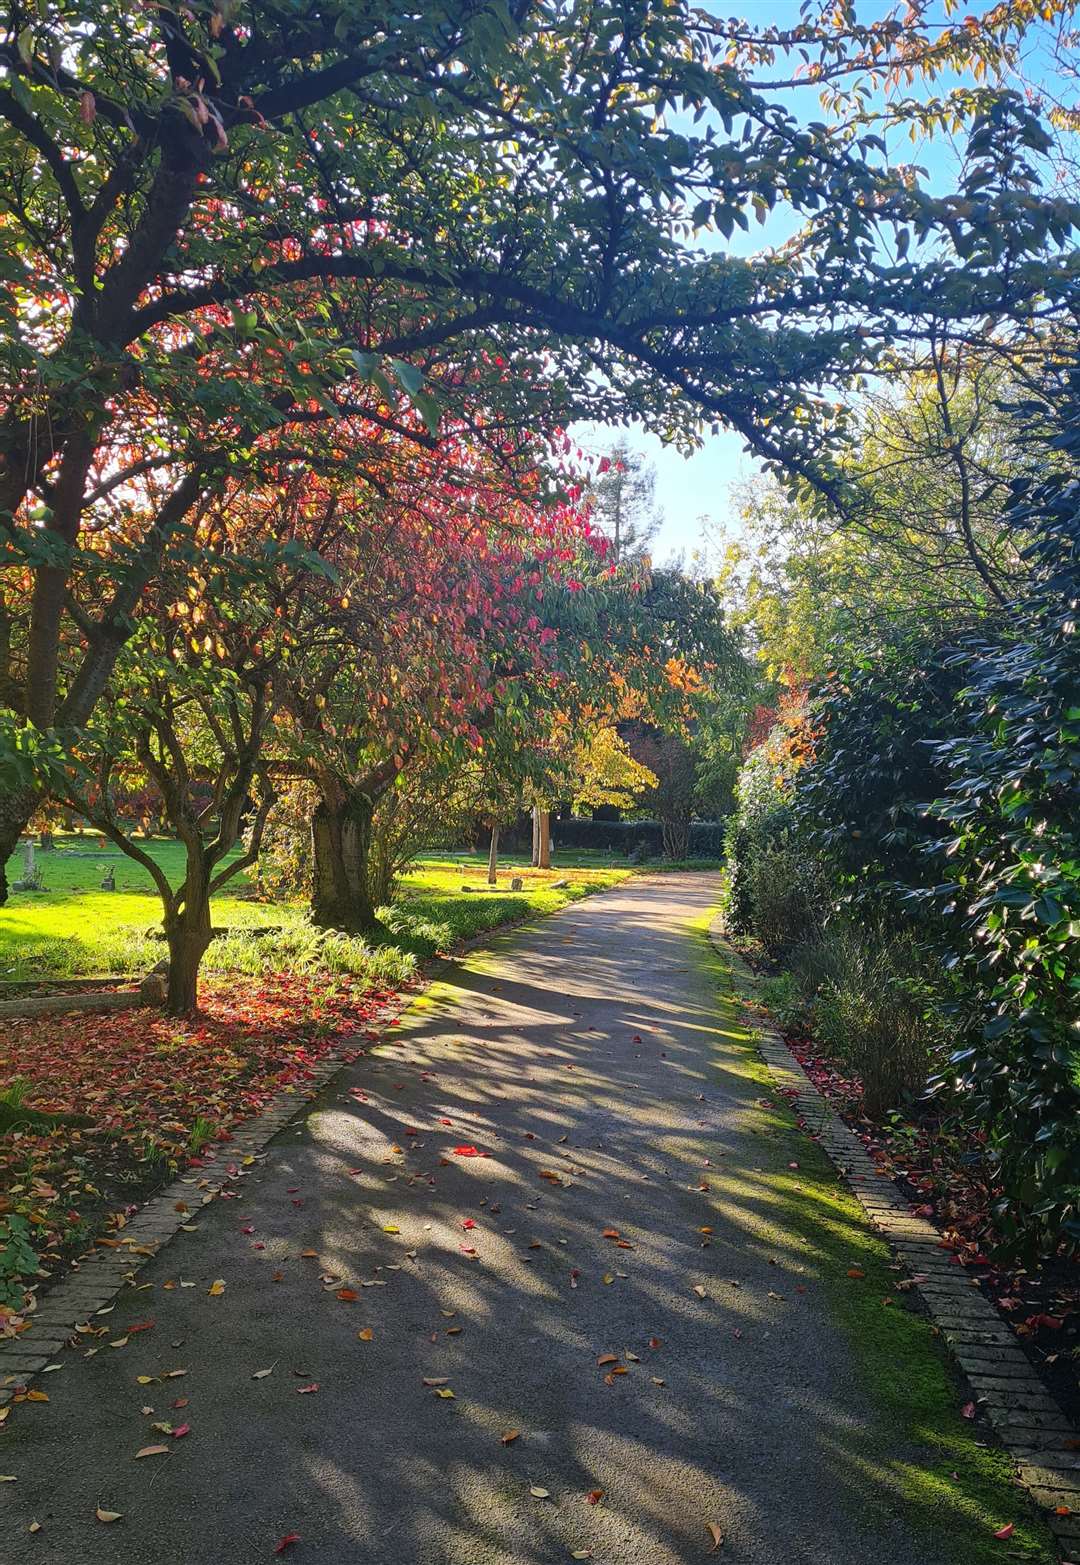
[3,874,1031,1563]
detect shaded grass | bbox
[699,923,1056,1565]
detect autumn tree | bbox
[2,1,1077,897]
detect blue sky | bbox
[569,0,1071,564]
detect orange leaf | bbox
[846,1268,865,1280]
[706,1522,724,1552]
[336,1289,358,1302]
[500,1430,520,1445]
[356,1328,373,1342]
[596,1354,619,1366]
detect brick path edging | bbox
[709,919,1080,1561]
[0,875,641,1412]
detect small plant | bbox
[0,1215,40,1310]
[187,1116,216,1155]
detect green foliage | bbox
[723,729,800,936]
[0,1213,39,1309]
[746,842,824,961]
[791,637,965,918]
[917,364,1080,1251]
[799,923,944,1117]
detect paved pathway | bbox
[3,875,1013,1562]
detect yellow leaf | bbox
[500,1430,520,1444]
[382,1224,400,1234]
[95,1509,122,1523]
[0,1475,16,1483]
[529,1486,550,1499]
[208,1279,226,1296]
[602,1274,614,1285]
[25,1390,48,1402]
[434,1387,455,1399]
[356,1328,374,1342]
[136,1376,155,1385]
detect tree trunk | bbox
[661,812,690,861]
[487,823,499,885]
[537,808,551,870]
[162,920,209,1020]
[310,788,376,930]
[531,805,540,868]
[0,783,41,904]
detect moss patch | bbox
[700,923,1057,1565]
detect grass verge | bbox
[700,923,1057,1565]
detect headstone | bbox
[100,868,115,891]
[510,876,523,891]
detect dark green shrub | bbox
[746,841,825,959]
[919,365,1080,1251]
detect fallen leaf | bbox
[29,1521,41,1532]
[602,1228,620,1239]
[208,1279,226,1296]
[134,1445,169,1460]
[172,1424,190,1438]
[25,1390,48,1403]
[110,1337,129,1349]
[296,1384,319,1395]
[95,1509,122,1523]
[0,1476,16,1483]
[961,1401,976,1420]
[275,1534,301,1554]
[586,1489,604,1505]
[301,1249,318,1259]
[571,1552,592,1560]
[252,1368,275,1379]
[530,1486,550,1499]
[596,1354,619,1366]
[136,1375,155,1386]
[434,1388,455,1399]
[706,1521,725,1552]
[336,1289,358,1302]
[692,1285,707,1299]
[992,1523,1015,1541]
[382,1225,400,1234]
[500,1430,520,1445]
[846,1268,865,1280]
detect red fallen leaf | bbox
[336,1289,358,1302]
[275,1534,301,1554]
[961,1402,976,1419]
[1025,1313,1065,1332]
[296,1384,319,1395]
[602,1228,620,1240]
[452,1146,484,1157]
[632,1035,642,1044]
[127,1320,155,1334]
[461,1219,476,1230]
[172,1424,190,1438]
[460,1246,477,1256]
[586,1489,604,1504]
[992,1523,1014,1540]
[648,1337,662,1350]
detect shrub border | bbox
[710,920,1080,1561]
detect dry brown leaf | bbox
[134,1445,169,1460]
[706,1521,724,1552]
[95,1509,122,1523]
[357,1328,374,1342]
[207,1279,226,1296]
[500,1430,520,1445]
[692,1285,707,1299]
[529,1486,550,1499]
[596,1354,619,1366]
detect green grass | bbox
[0,835,632,983]
[699,923,1056,1565]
